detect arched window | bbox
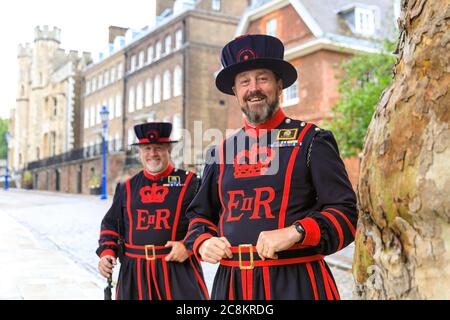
[172,113,182,140]
[163,70,171,100]
[173,65,182,97]
[136,83,143,110]
[154,75,161,104]
[145,79,153,106]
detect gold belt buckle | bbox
[238,244,254,270]
[145,244,156,261]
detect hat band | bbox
[138,137,171,144]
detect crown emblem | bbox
[233,144,275,178]
[139,183,169,203]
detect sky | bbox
[0,0,157,119]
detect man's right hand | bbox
[98,255,117,278]
[198,237,233,264]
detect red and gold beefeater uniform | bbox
[96,164,209,300]
[184,108,357,300]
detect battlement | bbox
[17,43,32,58]
[34,25,61,43]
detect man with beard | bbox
[183,35,357,300]
[96,122,209,300]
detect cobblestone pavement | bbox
[0,189,354,299]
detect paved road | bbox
[0,189,355,299]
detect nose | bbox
[247,78,260,94]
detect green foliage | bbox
[325,41,396,158]
[0,118,8,159]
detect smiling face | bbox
[138,143,171,174]
[232,68,283,126]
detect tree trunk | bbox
[354,0,450,299]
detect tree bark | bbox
[354,0,450,299]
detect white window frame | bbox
[155,41,162,60]
[173,65,182,97]
[164,35,172,55]
[138,50,144,68]
[212,0,221,11]
[96,104,101,125]
[355,7,376,36]
[85,80,91,95]
[90,106,95,127]
[108,97,115,120]
[110,66,115,83]
[117,63,123,79]
[104,70,109,86]
[282,80,299,107]
[154,75,161,104]
[92,77,97,92]
[266,18,277,37]
[136,83,143,110]
[84,107,89,128]
[130,54,136,72]
[147,46,154,64]
[115,94,122,118]
[128,86,135,112]
[163,70,171,100]
[145,79,153,106]
[175,29,183,50]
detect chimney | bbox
[108,26,128,44]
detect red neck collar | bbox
[143,163,174,181]
[243,107,286,138]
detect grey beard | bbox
[241,97,279,126]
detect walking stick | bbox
[104,258,113,300]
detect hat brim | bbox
[215,58,297,95]
[131,140,179,146]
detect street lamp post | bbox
[100,105,109,200]
[4,131,11,191]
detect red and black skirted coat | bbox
[184,108,357,300]
[96,164,209,300]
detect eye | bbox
[239,79,250,86]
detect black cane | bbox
[104,258,113,300]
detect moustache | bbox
[245,92,267,101]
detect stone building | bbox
[9,25,92,191]
[13,0,249,195]
[224,0,399,188]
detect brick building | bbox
[15,0,248,195]
[224,0,398,187]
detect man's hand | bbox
[165,241,189,262]
[198,237,233,264]
[98,255,117,278]
[256,226,301,260]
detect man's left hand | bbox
[165,241,189,262]
[256,226,302,260]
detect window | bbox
[173,65,182,97]
[128,86,135,112]
[355,7,376,36]
[115,133,121,151]
[212,0,221,11]
[163,70,171,100]
[92,77,97,91]
[154,75,161,104]
[282,80,299,107]
[98,74,103,88]
[130,54,136,72]
[85,80,91,95]
[127,128,135,149]
[104,70,109,86]
[138,50,145,68]
[147,46,154,64]
[90,106,95,127]
[175,29,183,50]
[136,83,143,110]
[145,79,153,106]
[172,113,182,140]
[164,35,172,55]
[110,66,115,83]
[115,94,122,118]
[108,97,115,119]
[266,18,277,36]
[84,107,89,128]
[117,63,123,79]
[155,41,162,60]
[108,134,114,152]
[96,104,101,124]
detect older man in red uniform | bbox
[97,122,208,300]
[184,35,357,300]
